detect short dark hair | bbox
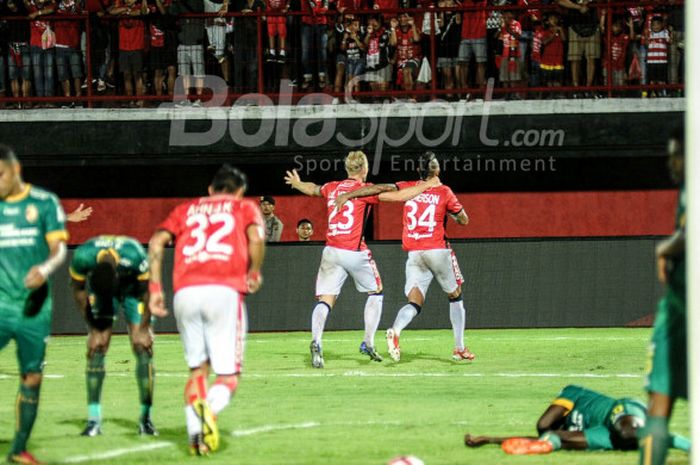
[211,164,248,194]
[297,218,313,228]
[0,145,18,164]
[417,151,439,180]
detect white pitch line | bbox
[232,422,320,437]
[0,374,64,380]
[61,441,174,463]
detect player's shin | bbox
[393,303,420,336]
[207,376,239,415]
[638,416,670,465]
[86,352,106,423]
[11,383,41,455]
[311,302,331,344]
[449,296,466,350]
[363,294,383,347]
[134,350,154,421]
[184,375,207,437]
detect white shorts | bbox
[174,285,247,375]
[404,249,464,298]
[315,246,382,296]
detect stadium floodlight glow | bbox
[688,1,699,464]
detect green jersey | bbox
[668,184,686,297]
[70,235,150,292]
[0,184,68,311]
[553,385,646,450]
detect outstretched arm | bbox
[334,183,399,209]
[285,169,322,197]
[66,203,93,223]
[147,230,173,317]
[378,177,441,202]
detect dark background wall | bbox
[51,238,663,335]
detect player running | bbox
[638,127,687,465]
[69,235,157,437]
[334,152,472,362]
[464,384,690,455]
[148,165,265,456]
[284,151,439,368]
[0,145,68,465]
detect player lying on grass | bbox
[0,145,68,465]
[149,165,265,456]
[285,151,440,368]
[334,152,473,362]
[70,235,157,437]
[464,385,691,455]
[638,126,687,465]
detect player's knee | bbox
[87,346,108,358]
[22,372,43,388]
[214,374,239,393]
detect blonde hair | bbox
[345,151,369,176]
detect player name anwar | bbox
[187,201,234,216]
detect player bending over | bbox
[70,235,157,437]
[285,151,439,368]
[335,152,472,362]
[638,127,687,465]
[0,145,68,465]
[148,165,265,456]
[464,385,690,455]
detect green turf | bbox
[0,328,690,465]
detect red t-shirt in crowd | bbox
[540,28,564,69]
[301,0,328,25]
[54,0,82,49]
[460,0,487,40]
[501,19,521,59]
[603,33,630,71]
[159,195,264,294]
[395,27,421,64]
[115,0,146,51]
[531,25,545,62]
[27,0,53,48]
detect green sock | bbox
[639,416,669,465]
[86,352,106,422]
[135,351,154,420]
[11,384,41,455]
[668,434,691,452]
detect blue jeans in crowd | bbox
[31,46,55,97]
[301,23,328,80]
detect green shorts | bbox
[87,293,147,330]
[0,300,52,374]
[645,292,687,399]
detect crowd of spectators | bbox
[0,0,685,107]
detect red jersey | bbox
[159,195,264,294]
[395,27,421,64]
[115,0,146,51]
[27,0,52,48]
[460,0,487,40]
[531,26,544,62]
[540,29,564,69]
[603,33,630,71]
[397,181,463,251]
[55,0,82,49]
[320,179,379,251]
[501,20,521,59]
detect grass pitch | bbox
[0,328,690,465]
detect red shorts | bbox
[267,16,286,38]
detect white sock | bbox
[363,294,383,347]
[185,405,202,437]
[311,302,330,344]
[207,384,232,415]
[449,299,465,349]
[393,304,419,336]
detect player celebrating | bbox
[148,165,265,456]
[284,151,439,368]
[69,235,157,437]
[335,152,472,362]
[0,145,68,465]
[464,384,690,455]
[637,127,687,465]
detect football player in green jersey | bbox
[69,235,158,437]
[0,145,69,465]
[638,127,687,465]
[464,385,690,456]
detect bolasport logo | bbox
[165,77,563,175]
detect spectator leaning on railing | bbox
[558,0,599,96]
[109,0,149,107]
[391,13,421,94]
[300,0,329,91]
[6,0,32,107]
[540,11,565,89]
[170,0,204,106]
[436,0,460,99]
[458,0,487,94]
[364,13,394,96]
[26,0,56,104]
[149,0,177,97]
[54,0,83,106]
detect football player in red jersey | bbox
[335,152,472,362]
[148,165,265,455]
[285,151,440,368]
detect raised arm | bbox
[147,230,173,317]
[334,183,398,209]
[284,169,323,197]
[377,177,441,202]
